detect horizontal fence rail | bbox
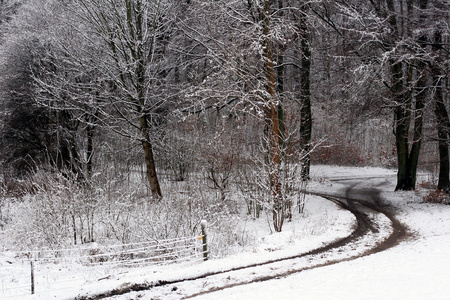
[0,223,208,299]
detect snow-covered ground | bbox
[3,165,450,300]
[191,166,450,300]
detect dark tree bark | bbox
[432,30,450,191]
[389,0,426,191]
[298,3,312,180]
[391,60,425,191]
[276,0,285,155]
[392,61,414,190]
[435,87,450,191]
[86,120,95,180]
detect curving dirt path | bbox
[81,180,409,300]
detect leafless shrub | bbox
[3,165,242,258]
[423,189,450,205]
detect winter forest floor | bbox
[4,165,450,300]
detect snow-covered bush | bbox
[1,168,242,257]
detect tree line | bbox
[0,0,448,233]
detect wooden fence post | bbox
[200,220,208,261]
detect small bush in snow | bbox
[423,190,450,205]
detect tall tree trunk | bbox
[134,0,162,198]
[435,92,450,190]
[393,61,413,190]
[390,0,426,191]
[408,64,426,189]
[262,0,283,232]
[277,0,285,154]
[393,65,425,191]
[432,30,450,191]
[299,4,312,180]
[407,0,428,189]
[386,0,411,190]
[86,122,94,180]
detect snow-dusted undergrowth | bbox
[0,165,355,299]
[2,165,448,300]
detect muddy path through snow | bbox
[81,179,409,300]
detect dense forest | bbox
[0,0,448,250]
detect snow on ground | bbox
[11,197,356,299]
[3,165,450,300]
[190,166,450,300]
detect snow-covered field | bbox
[3,165,450,300]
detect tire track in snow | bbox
[183,190,408,299]
[81,182,408,300]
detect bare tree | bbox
[315,0,449,190]
[180,0,311,231]
[71,0,184,198]
[0,2,83,178]
[29,0,184,198]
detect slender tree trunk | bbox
[134,0,162,198]
[86,122,94,179]
[277,42,286,155]
[277,0,292,221]
[72,214,77,245]
[277,0,285,154]
[139,116,162,198]
[386,0,413,190]
[299,5,312,180]
[408,64,426,189]
[262,0,283,232]
[435,95,450,190]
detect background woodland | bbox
[0,0,448,250]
